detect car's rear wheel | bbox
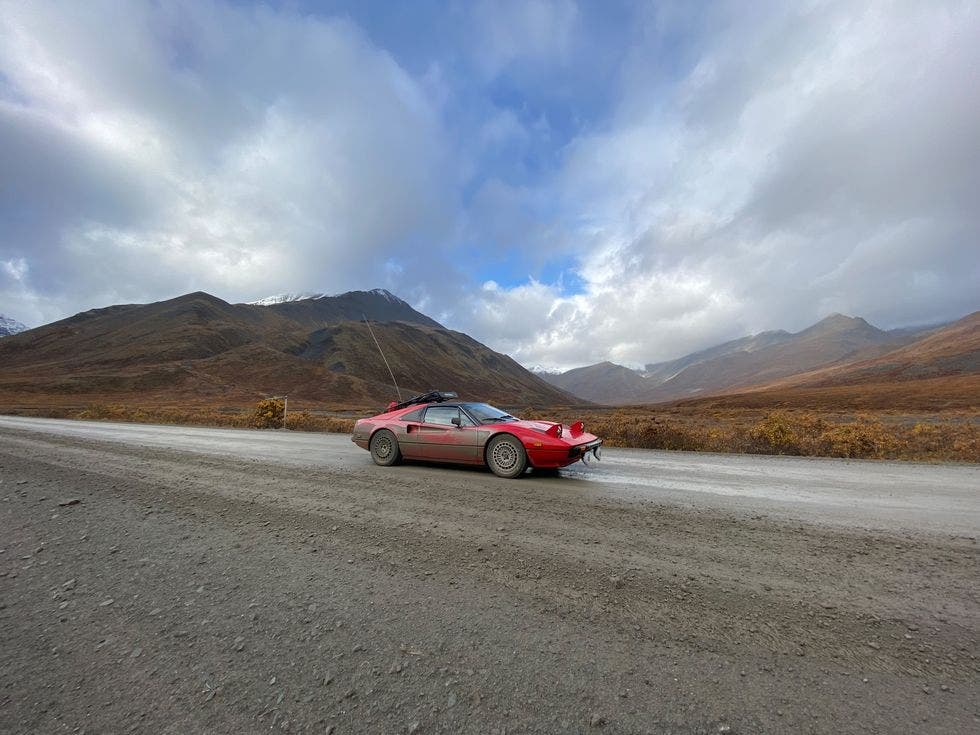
[486,434,527,478]
[370,429,401,466]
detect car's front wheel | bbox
[486,434,527,478]
[370,429,402,466]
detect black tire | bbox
[370,429,402,466]
[486,434,528,479]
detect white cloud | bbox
[2,257,27,281]
[456,0,980,369]
[0,0,976,373]
[0,0,455,324]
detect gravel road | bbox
[1,417,977,733]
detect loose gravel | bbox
[1,426,977,733]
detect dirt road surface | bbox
[1,417,977,734]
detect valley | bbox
[1,290,976,463]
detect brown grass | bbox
[521,407,979,462]
[47,400,358,434]
[3,398,976,463]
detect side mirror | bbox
[451,416,461,427]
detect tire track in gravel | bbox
[4,428,977,687]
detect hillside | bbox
[291,321,574,404]
[245,288,444,329]
[654,313,979,412]
[792,311,979,386]
[542,361,649,405]
[637,314,918,403]
[0,290,578,409]
[545,313,945,405]
[710,310,980,405]
[642,329,793,386]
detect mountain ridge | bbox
[243,289,444,330]
[0,289,579,408]
[541,312,972,405]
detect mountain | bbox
[642,330,793,385]
[674,312,979,412]
[756,311,980,389]
[545,313,959,405]
[245,288,444,329]
[541,361,648,405]
[0,315,27,337]
[0,290,578,408]
[249,292,327,305]
[290,321,575,404]
[637,314,903,403]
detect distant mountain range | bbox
[3,290,975,412]
[0,315,27,337]
[541,312,979,407]
[0,290,579,408]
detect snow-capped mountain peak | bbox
[527,364,564,375]
[248,292,327,306]
[0,314,27,337]
[249,288,408,307]
[368,288,406,304]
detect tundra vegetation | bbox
[530,408,979,462]
[12,399,977,463]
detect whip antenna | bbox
[362,314,401,401]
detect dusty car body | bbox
[352,391,602,478]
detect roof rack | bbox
[389,391,458,412]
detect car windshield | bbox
[462,403,517,424]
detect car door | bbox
[418,406,481,462]
[395,407,425,459]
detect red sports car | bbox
[351,391,602,478]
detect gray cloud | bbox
[453,0,980,368]
[0,0,456,326]
[1,0,977,372]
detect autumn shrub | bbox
[284,411,318,431]
[582,413,706,451]
[904,421,975,459]
[285,411,355,433]
[817,418,899,458]
[76,404,131,421]
[252,398,284,429]
[748,412,800,454]
[321,416,357,433]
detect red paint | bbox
[351,400,602,472]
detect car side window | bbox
[424,406,463,426]
[401,408,423,423]
[423,406,457,425]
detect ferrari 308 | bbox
[351,391,602,478]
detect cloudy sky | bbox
[1,0,977,369]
